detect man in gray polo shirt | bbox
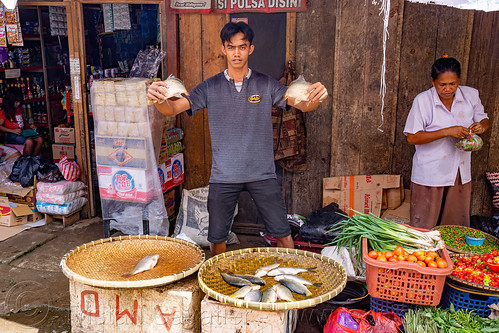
[147,22,327,255]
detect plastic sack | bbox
[299,202,347,244]
[37,180,87,194]
[321,246,365,281]
[9,155,41,187]
[36,197,87,215]
[324,307,402,333]
[37,158,64,183]
[57,156,81,181]
[173,186,239,248]
[36,189,86,205]
[130,48,166,78]
[455,134,483,151]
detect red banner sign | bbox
[214,0,307,13]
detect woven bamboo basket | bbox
[433,225,499,255]
[60,235,205,288]
[198,247,347,311]
[448,253,499,293]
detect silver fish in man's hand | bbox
[254,258,283,278]
[274,274,322,287]
[122,254,159,278]
[244,289,263,302]
[267,266,316,276]
[231,285,261,299]
[274,284,296,302]
[283,75,312,104]
[219,269,252,287]
[224,271,266,285]
[279,278,313,298]
[157,74,189,104]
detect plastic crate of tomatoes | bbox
[362,237,453,306]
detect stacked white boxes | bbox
[91,78,168,234]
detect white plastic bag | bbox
[36,197,88,215]
[173,186,239,248]
[321,246,366,281]
[36,190,86,205]
[37,180,87,194]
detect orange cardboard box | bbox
[323,174,404,217]
[0,197,34,227]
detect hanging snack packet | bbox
[455,134,483,151]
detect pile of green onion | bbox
[329,211,445,272]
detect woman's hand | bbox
[11,128,22,135]
[29,124,36,130]
[469,122,486,135]
[446,126,470,139]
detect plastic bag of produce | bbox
[455,134,483,151]
[324,307,402,333]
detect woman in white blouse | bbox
[404,56,489,229]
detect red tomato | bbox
[368,250,379,259]
[393,246,404,256]
[437,258,448,268]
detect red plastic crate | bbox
[363,227,453,306]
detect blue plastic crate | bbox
[370,296,416,319]
[440,280,499,318]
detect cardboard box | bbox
[0,197,35,226]
[158,153,184,193]
[95,136,148,169]
[382,189,411,224]
[52,144,75,162]
[54,127,76,145]
[323,175,404,217]
[97,166,156,202]
[164,189,176,217]
[0,187,36,206]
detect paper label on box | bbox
[95,136,148,168]
[158,153,184,193]
[97,166,154,202]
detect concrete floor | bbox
[0,218,339,332]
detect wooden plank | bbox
[391,2,441,190]
[179,14,206,190]
[289,0,336,215]
[286,12,296,63]
[467,11,499,216]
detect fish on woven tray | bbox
[230,285,261,299]
[266,266,317,276]
[274,274,322,287]
[254,258,283,278]
[224,271,266,285]
[274,284,296,302]
[261,285,278,303]
[122,254,159,278]
[279,278,313,298]
[244,289,263,302]
[219,268,253,287]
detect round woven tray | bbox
[198,247,347,311]
[60,235,205,288]
[448,253,499,293]
[433,225,499,255]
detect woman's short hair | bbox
[431,57,461,80]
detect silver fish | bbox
[231,285,260,299]
[219,269,252,287]
[158,74,189,103]
[226,272,266,286]
[254,258,283,278]
[244,289,263,302]
[274,274,321,287]
[267,266,316,276]
[283,75,312,104]
[274,284,296,302]
[122,254,159,278]
[279,278,313,298]
[261,286,278,303]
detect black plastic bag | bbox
[470,215,495,236]
[37,158,64,183]
[299,202,347,244]
[19,156,41,187]
[9,156,24,183]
